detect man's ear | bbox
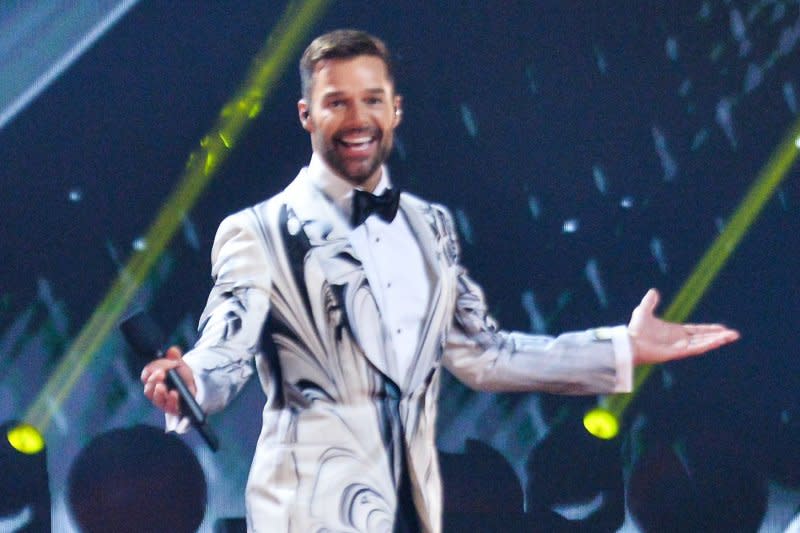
[392,94,403,127]
[298,99,313,132]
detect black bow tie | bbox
[351,188,401,226]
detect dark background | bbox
[1,1,798,531]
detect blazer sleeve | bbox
[181,208,273,415]
[439,207,632,395]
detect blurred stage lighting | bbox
[525,416,624,531]
[601,114,800,425]
[627,435,768,532]
[786,510,800,533]
[67,424,207,533]
[0,420,51,531]
[583,407,619,440]
[24,0,330,436]
[6,423,45,455]
[440,439,533,532]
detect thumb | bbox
[639,288,660,314]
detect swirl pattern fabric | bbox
[181,167,629,532]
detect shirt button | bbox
[396,329,402,334]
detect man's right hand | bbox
[141,346,197,416]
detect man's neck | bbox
[357,171,382,193]
[306,153,392,218]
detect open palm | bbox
[627,289,740,366]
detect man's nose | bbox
[344,102,370,127]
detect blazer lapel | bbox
[284,171,400,383]
[397,195,458,392]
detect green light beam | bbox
[24,0,329,432]
[600,116,800,422]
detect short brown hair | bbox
[299,29,394,99]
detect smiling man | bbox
[142,29,739,533]
[298,50,400,191]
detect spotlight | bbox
[6,424,45,455]
[0,420,51,531]
[583,407,619,440]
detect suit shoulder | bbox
[401,191,453,218]
[217,191,287,232]
[210,193,289,267]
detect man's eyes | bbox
[326,97,384,108]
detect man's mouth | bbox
[335,133,378,156]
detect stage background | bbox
[1,1,798,531]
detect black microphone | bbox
[120,311,219,452]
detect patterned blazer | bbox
[183,167,630,532]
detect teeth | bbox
[342,136,372,144]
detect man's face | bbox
[298,55,402,191]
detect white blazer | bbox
[183,167,631,532]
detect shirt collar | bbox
[306,152,391,219]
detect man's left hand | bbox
[628,288,740,366]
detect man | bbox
[142,29,739,533]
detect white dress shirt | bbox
[307,154,430,381]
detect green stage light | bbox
[600,114,800,424]
[0,420,51,528]
[583,408,619,440]
[23,0,329,433]
[6,424,44,455]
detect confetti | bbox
[182,217,200,251]
[585,258,608,308]
[666,37,679,61]
[460,104,478,138]
[652,125,678,181]
[783,81,798,113]
[593,165,608,194]
[562,219,580,234]
[521,290,547,333]
[650,237,669,274]
[528,196,541,219]
[715,97,738,149]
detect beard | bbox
[320,127,393,186]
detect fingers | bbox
[151,381,182,415]
[162,388,181,415]
[684,323,741,338]
[140,358,180,384]
[141,355,185,416]
[683,325,741,351]
[143,370,183,415]
[683,330,741,357]
[140,345,196,416]
[683,337,728,356]
[683,323,726,332]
